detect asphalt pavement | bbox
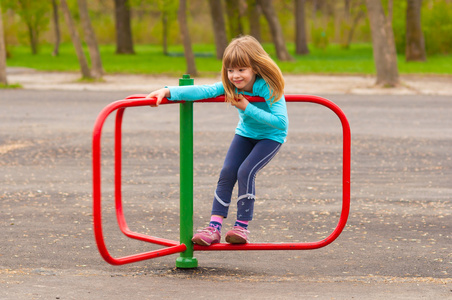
[0,71,451,299]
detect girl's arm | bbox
[239,83,288,131]
[147,82,224,106]
[244,98,288,131]
[167,82,224,101]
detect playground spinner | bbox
[92,75,351,268]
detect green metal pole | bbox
[176,74,198,268]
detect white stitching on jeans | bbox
[214,191,230,207]
[246,143,281,195]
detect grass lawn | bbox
[6,43,452,76]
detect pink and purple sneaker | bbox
[225,226,250,244]
[191,227,221,246]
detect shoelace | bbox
[197,227,216,234]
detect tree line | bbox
[0,0,448,87]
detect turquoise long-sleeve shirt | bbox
[167,77,289,143]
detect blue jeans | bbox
[211,134,282,221]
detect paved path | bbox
[6,67,452,95]
[1,71,451,299]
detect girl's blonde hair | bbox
[221,35,285,105]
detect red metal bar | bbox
[192,94,351,251]
[114,108,183,247]
[93,99,186,265]
[93,94,350,264]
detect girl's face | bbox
[227,67,256,93]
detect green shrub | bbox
[393,0,452,55]
[392,1,407,54]
[311,23,329,50]
[422,0,452,55]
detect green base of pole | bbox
[175,256,198,269]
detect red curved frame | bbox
[92,94,351,265]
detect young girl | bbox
[147,35,288,246]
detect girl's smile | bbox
[227,67,256,93]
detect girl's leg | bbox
[225,139,281,244]
[211,134,254,218]
[192,135,253,246]
[236,139,282,221]
[208,215,224,232]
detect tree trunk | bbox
[60,0,92,79]
[312,0,324,18]
[247,0,262,42]
[226,0,244,39]
[346,7,365,48]
[114,0,135,54]
[78,0,104,79]
[25,22,39,55]
[162,11,168,55]
[344,0,351,13]
[258,0,294,61]
[365,0,399,87]
[295,0,309,55]
[208,0,228,59]
[0,5,8,85]
[405,0,426,61]
[17,0,40,55]
[341,0,365,49]
[178,0,197,76]
[51,0,60,56]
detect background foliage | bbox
[2,0,451,75]
[2,0,450,53]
